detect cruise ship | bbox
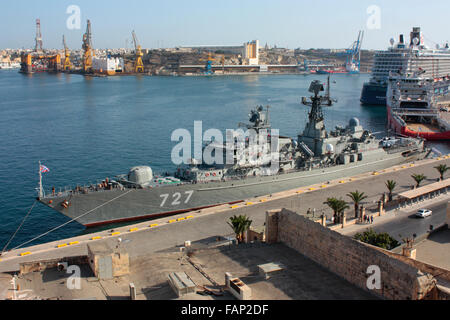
[361,27,450,106]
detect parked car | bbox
[416,209,432,218]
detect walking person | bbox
[370,215,373,224]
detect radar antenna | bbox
[238,105,271,132]
[301,80,335,123]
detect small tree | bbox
[347,191,368,219]
[385,180,396,201]
[227,215,252,243]
[411,173,426,188]
[434,164,448,181]
[324,197,349,224]
[354,228,400,250]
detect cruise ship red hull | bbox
[387,106,450,140]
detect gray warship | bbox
[38,80,427,227]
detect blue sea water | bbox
[0,70,448,250]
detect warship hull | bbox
[39,149,425,227]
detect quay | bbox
[1,155,449,300]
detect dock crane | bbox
[199,52,215,75]
[82,20,94,73]
[345,31,364,74]
[62,35,71,71]
[217,54,225,73]
[132,30,145,73]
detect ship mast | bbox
[299,80,335,156]
[38,161,43,199]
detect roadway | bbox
[339,197,449,241]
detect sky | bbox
[0,0,449,50]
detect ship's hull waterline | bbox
[39,149,424,227]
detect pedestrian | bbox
[371,216,374,224]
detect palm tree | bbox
[347,191,368,218]
[324,197,349,224]
[227,215,252,243]
[411,173,426,188]
[434,164,449,181]
[385,180,396,201]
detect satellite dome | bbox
[349,117,360,127]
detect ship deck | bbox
[406,123,440,133]
[440,111,450,122]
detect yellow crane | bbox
[82,20,93,73]
[132,30,144,73]
[62,35,71,71]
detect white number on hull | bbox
[160,190,194,207]
[184,190,194,203]
[171,192,181,205]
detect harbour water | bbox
[0,70,448,250]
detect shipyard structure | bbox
[17,18,372,76]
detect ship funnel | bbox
[410,27,421,46]
[399,34,404,44]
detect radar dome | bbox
[326,144,334,153]
[128,166,153,185]
[412,37,419,46]
[349,117,360,127]
[390,38,395,46]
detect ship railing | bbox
[385,145,418,154]
[41,183,126,199]
[392,108,438,116]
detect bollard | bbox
[225,272,232,289]
[129,283,136,300]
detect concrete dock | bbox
[1,155,450,300]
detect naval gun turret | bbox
[238,105,271,133]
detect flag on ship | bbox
[40,165,50,173]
